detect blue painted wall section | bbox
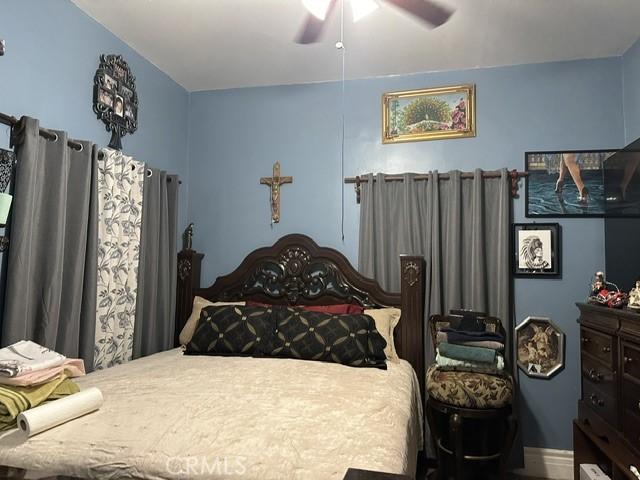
[623,36,640,143]
[0,0,190,229]
[188,57,626,450]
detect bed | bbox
[0,234,426,480]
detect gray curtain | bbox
[359,169,510,361]
[132,168,179,358]
[358,168,522,465]
[1,117,97,369]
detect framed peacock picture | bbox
[382,84,475,144]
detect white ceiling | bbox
[71,0,640,92]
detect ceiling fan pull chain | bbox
[339,0,346,242]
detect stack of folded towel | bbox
[0,340,85,430]
[436,328,505,374]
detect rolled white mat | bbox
[17,387,104,437]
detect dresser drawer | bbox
[622,378,640,416]
[582,377,617,426]
[622,408,640,448]
[580,327,614,368]
[622,342,640,381]
[581,354,616,399]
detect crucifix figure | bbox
[260,161,292,224]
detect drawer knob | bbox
[589,394,604,407]
[588,369,603,382]
[625,356,634,364]
[602,346,611,353]
[581,337,590,344]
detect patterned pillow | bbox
[185,305,275,357]
[269,307,387,369]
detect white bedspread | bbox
[0,349,422,480]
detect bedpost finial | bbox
[183,223,194,251]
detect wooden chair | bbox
[426,311,517,480]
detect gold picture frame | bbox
[382,84,476,144]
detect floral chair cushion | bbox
[426,365,513,409]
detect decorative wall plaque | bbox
[93,54,138,150]
[516,316,565,379]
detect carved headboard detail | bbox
[199,239,399,308]
[175,234,425,403]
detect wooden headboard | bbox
[175,234,425,400]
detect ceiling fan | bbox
[296,0,455,44]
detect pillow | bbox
[269,307,387,369]
[245,300,364,315]
[364,308,401,362]
[304,304,364,314]
[179,297,246,345]
[185,305,275,357]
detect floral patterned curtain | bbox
[94,148,144,370]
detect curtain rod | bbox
[1,111,181,184]
[0,111,84,151]
[344,169,528,203]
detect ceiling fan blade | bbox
[385,0,454,28]
[295,0,337,44]
[295,14,327,44]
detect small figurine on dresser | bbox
[590,271,606,297]
[587,270,628,308]
[628,280,640,310]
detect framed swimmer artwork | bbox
[513,223,561,277]
[524,149,640,217]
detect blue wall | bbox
[188,57,626,450]
[623,37,640,143]
[0,0,190,228]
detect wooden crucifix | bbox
[260,161,292,224]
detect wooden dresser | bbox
[574,302,640,480]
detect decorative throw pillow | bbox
[269,307,387,368]
[364,308,401,361]
[185,305,275,356]
[179,297,246,345]
[246,300,364,315]
[302,304,365,314]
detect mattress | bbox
[0,348,423,480]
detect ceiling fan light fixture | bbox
[350,0,379,22]
[301,0,333,20]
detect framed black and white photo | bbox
[516,316,565,379]
[97,87,113,108]
[124,103,136,121]
[513,223,561,277]
[114,95,124,117]
[121,85,134,100]
[102,73,117,92]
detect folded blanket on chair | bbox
[0,373,79,430]
[441,328,504,343]
[0,341,66,378]
[436,352,505,374]
[436,332,504,351]
[439,342,497,364]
